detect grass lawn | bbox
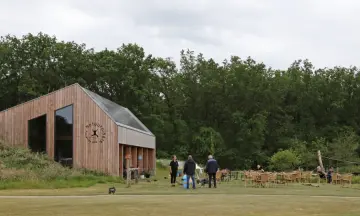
[1,181,360,197]
[1,183,360,216]
[1,194,360,216]
[1,169,360,215]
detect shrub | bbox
[338,165,360,173]
[156,161,168,169]
[269,150,300,171]
[0,141,123,189]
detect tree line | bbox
[1,33,360,171]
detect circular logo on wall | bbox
[85,122,106,144]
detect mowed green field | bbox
[1,168,360,216]
[1,181,360,216]
[1,193,360,216]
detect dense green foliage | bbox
[269,150,300,171]
[1,33,360,170]
[0,140,122,189]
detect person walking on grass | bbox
[327,167,334,184]
[205,155,219,188]
[169,155,179,187]
[183,155,196,189]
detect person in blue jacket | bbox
[205,155,219,188]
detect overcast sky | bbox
[1,0,359,69]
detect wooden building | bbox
[0,83,156,176]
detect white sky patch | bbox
[1,0,360,69]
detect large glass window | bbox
[54,105,73,167]
[28,114,47,153]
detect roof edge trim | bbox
[116,122,155,136]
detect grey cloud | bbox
[1,0,360,69]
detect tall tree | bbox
[2,32,360,170]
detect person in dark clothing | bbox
[317,166,326,179]
[327,167,334,184]
[169,155,179,186]
[257,165,264,172]
[183,155,196,189]
[205,155,219,188]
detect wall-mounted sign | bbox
[85,122,106,144]
[138,155,143,160]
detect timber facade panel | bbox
[0,84,156,176]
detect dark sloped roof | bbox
[81,87,153,135]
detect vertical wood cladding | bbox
[75,86,118,175]
[0,84,119,176]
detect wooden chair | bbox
[341,174,352,187]
[244,171,259,187]
[277,172,286,184]
[255,173,270,187]
[230,171,240,180]
[243,171,252,187]
[216,171,222,182]
[283,172,298,184]
[301,171,312,183]
[268,172,277,187]
[332,173,342,185]
[293,171,301,183]
[253,172,261,186]
[220,169,231,182]
[283,173,292,185]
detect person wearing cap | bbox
[205,155,219,188]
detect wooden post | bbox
[125,153,131,187]
[128,146,132,167]
[126,158,130,186]
[144,148,149,171]
[119,145,123,176]
[138,148,144,173]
